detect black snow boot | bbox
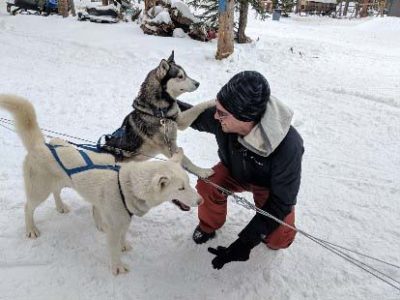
[192,225,216,244]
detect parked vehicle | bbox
[6,0,58,15]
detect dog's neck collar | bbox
[132,101,178,119]
[117,171,134,218]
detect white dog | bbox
[0,94,202,275]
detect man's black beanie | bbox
[217,71,270,122]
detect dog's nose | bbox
[195,81,200,88]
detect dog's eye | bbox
[179,187,185,191]
[178,75,183,79]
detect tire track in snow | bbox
[328,87,400,109]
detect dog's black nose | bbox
[195,81,200,88]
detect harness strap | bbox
[46,142,133,218]
[46,144,71,175]
[68,141,104,153]
[46,143,120,177]
[118,172,133,218]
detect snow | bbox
[151,10,172,24]
[173,27,188,38]
[149,4,165,17]
[171,0,200,23]
[0,5,400,299]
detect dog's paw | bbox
[95,224,105,233]
[196,168,215,179]
[121,242,132,252]
[56,204,70,214]
[26,226,40,239]
[112,263,129,276]
[204,99,216,108]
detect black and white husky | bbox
[102,51,215,179]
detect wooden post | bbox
[216,0,235,60]
[359,0,369,17]
[58,0,68,17]
[379,0,386,16]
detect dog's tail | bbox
[0,94,45,152]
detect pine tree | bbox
[187,0,220,29]
[187,0,267,40]
[280,0,295,16]
[272,0,295,16]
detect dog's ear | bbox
[171,148,183,164]
[152,174,170,190]
[156,59,170,79]
[167,51,175,64]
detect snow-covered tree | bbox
[188,0,267,43]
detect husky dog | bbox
[102,51,215,180]
[0,94,202,275]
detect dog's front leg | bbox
[120,223,132,252]
[162,144,214,179]
[181,154,214,179]
[106,225,129,275]
[176,100,215,130]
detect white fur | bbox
[166,70,199,98]
[0,94,202,275]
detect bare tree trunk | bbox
[379,0,386,16]
[58,0,68,17]
[145,0,157,12]
[102,0,109,5]
[216,0,235,60]
[343,0,350,16]
[237,0,250,43]
[360,0,369,17]
[338,1,343,17]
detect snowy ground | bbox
[0,4,400,300]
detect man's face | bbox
[214,100,254,135]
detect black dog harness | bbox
[46,143,133,218]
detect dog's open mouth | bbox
[172,199,191,211]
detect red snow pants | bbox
[196,162,296,250]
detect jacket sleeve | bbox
[239,132,304,247]
[177,100,218,135]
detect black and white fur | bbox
[103,51,215,179]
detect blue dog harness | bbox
[46,142,133,217]
[46,143,120,176]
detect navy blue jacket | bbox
[179,101,304,247]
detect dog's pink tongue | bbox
[172,199,191,211]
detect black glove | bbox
[207,238,253,270]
